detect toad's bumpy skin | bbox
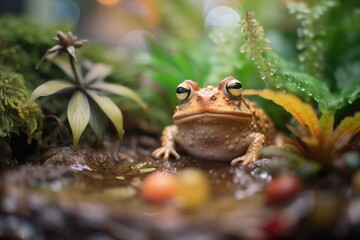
[152,77,276,165]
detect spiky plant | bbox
[23,31,147,149]
[244,89,360,170]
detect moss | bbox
[0,16,72,90]
[0,69,43,143]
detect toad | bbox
[152,77,276,165]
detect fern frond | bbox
[206,30,244,85]
[277,69,335,112]
[239,11,339,112]
[240,11,280,88]
[337,80,360,109]
[287,0,337,79]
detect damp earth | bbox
[1,134,360,240]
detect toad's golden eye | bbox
[176,82,191,101]
[225,79,243,98]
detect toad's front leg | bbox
[231,133,266,166]
[152,125,180,160]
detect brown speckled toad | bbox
[152,77,276,165]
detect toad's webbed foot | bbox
[152,125,180,160]
[152,146,180,160]
[231,133,265,166]
[231,151,259,166]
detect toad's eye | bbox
[225,79,243,98]
[176,82,191,101]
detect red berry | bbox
[265,173,302,205]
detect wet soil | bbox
[0,135,360,239]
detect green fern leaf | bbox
[287,0,337,79]
[338,80,360,108]
[277,69,335,111]
[240,11,280,88]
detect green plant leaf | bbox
[67,91,90,150]
[89,102,107,144]
[330,111,360,151]
[286,1,337,79]
[277,69,335,111]
[23,80,75,107]
[240,11,280,88]
[261,145,307,164]
[90,82,147,111]
[51,57,76,80]
[83,63,112,84]
[243,89,322,139]
[338,80,360,108]
[87,90,124,143]
[319,111,334,141]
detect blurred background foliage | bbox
[0,0,359,140]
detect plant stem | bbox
[69,55,82,87]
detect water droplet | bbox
[303,29,310,36]
[299,54,306,62]
[296,42,305,50]
[297,29,304,37]
[311,45,318,52]
[240,44,246,53]
[264,38,271,44]
[265,59,273,66]
[260,73,266,80]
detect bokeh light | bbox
[204,0,242,15]
[119,29,155,51]
[97,0,121,6]
[55,0,80,23]
[204,6,240,30]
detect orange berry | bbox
[140,172,178,203]
[176,168,210,210]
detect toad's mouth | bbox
[173,111,252,122]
